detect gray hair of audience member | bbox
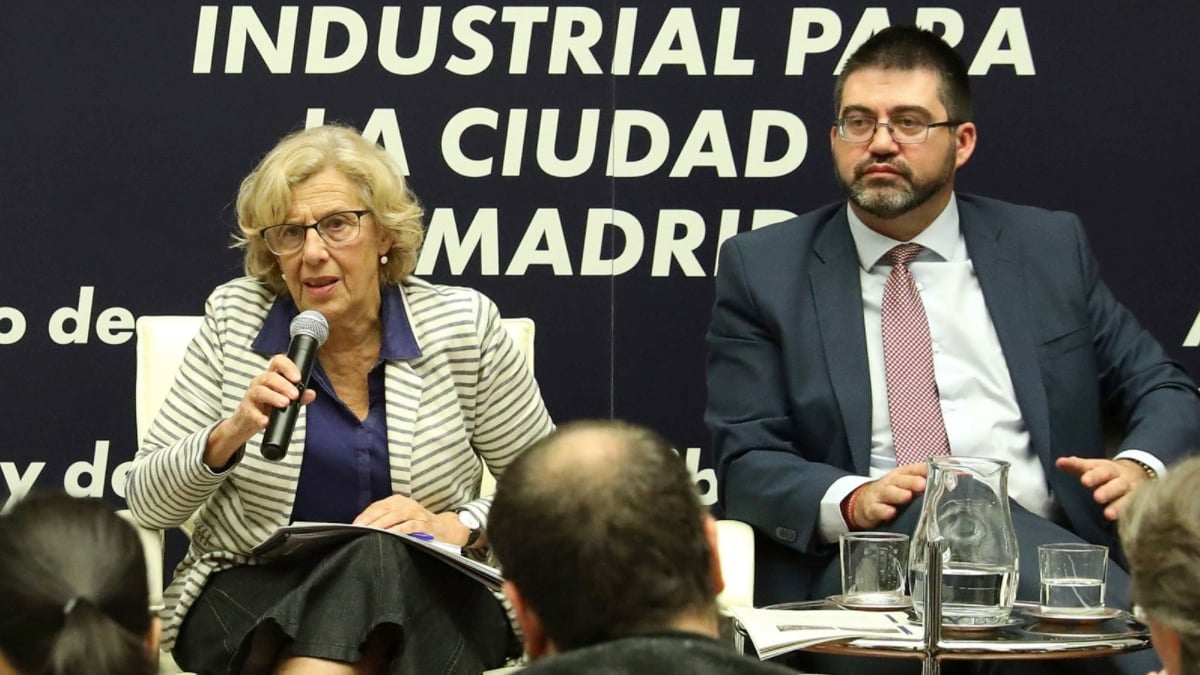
[1120,456,1200,674]
[232,123,426,295]
[834,25,973,123]
[0,493,155,675]
[489,420,715,651]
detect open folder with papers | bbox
[251,522,504,592]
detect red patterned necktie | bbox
[881,243,950,465]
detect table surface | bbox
[742,599,1151,661]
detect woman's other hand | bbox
[353,496,472,547]
[204,354,316,469]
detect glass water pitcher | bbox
[910,456,1019,626]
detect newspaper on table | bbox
[251,521,503,592]
[731,607,918,659]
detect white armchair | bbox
[126,315,203,673]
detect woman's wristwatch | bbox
[456,509,483,548]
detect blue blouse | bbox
[251,288,421,523]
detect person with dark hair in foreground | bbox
[488,420,794,674]
[0,493,160,675]
[706,24,1199,675]
[1121,456,1200,675]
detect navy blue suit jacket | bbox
[705,194,1200,606]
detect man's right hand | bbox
[850,463,929,530]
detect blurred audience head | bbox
[233,123,425,294]
[1121,456,1200,675]
[489,419,722,658]
[0,493,158,675]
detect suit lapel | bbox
[960,202,1052,470]
[810,212,873,474]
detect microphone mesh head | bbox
[290,310,329,346]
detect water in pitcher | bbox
[912,563,1017,623]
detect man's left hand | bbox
[1055,456,1152,521]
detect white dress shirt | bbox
[817,196,1163,543]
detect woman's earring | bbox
[380,255,389,265]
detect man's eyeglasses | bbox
[260,210,370,256]
[835,116,960,144]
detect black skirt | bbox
[173,533,515,674]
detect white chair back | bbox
[499,317,535,376]
[135,316,203,445]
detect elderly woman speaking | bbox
[126,125,554,674]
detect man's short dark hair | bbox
[489,420,714,651]
[834,25,973,123]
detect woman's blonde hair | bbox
[232,124,425,294]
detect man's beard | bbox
[839,147,956,219]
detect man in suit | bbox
[488,420,795,674]
[706,25,1200,674]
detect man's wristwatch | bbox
[1123,458,1159,481]
[456,509,483,548]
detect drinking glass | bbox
[1038,543,1108,614]
[840,532,909,607]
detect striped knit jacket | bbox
[125,276,555,649]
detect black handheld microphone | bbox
[261,310,329,460]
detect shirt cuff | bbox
[819,475,873,544]
[1114,449,1166,479]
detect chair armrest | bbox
[116,509,165,613]
[715,519,756,612]
[116,510,195,674]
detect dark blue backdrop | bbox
[2,2,1197,515]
